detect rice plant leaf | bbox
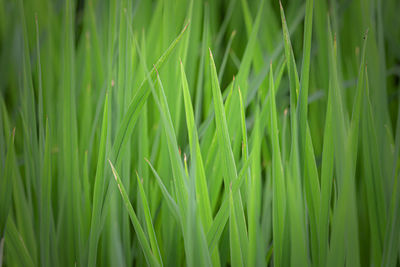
[298,0,314,137]
[109,160,160,267]
[286,172,309,267]
[238,86,254,266]
[132,22,189,222]
[207,151,253,254]
[234,0,264,99]
[250,60,286,148]
[112,22,189,165]
[136,173,163,266]
[2,0,398,266]
[382,84,400,266]
[88,93,109,267]
[362,71,386,265]
[180,61,213,228]
[209,49,238,183]
[269,63,286,267]
[325,19,347,267]
[194,4,209,125]
[279,1,300,107]
[318,75,335,267]
[229,190,244,267]
[326,17,360,267]
[10,118,37,264]
[4,219,35,267]
[152,73,188,218]
[218,31,236,83]
[39,119,52,267]
[0,128,15,238]
[280,4,321,263]
[145,158,180,221]
[348,30,368,160]
[209,49,248,263]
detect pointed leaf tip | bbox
[363,29,369,40]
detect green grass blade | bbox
[209,49,248,262]
[109,160,160,267]
[88,93,109,267]
[280,4,322,264]
[5,219,35,267]
[348,30,368,161]
[0,128,15,239]
[326,17,361,267]
[218,30,236,83]
[209,49,238,184]
[229,190,244,267]
[382,79,400,266]
[136,172,163,266]
[279,1,300,108]
[39,119,51,267]
[298,0,313,135]
[112,22,189,165]
[362,71,387,265]
[180,61,213,228]
[152,73,188,218]
[269,63,286,267]
[207,152,253,254]
[145,158,180,221]
[318,77,335,267]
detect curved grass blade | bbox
[136,172,163,266]
[152,72,188,219]
[109,160,160,267]
[180,61,213,228]
[112,22,189,165]
[207,150,254,254]
[145,158,180,221]
[180,58,223,265]
[280,4,321,264]
[209,49,248,263]
[209,49,238,185]
[5,219,35,267]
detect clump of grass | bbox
[1,0,400,266]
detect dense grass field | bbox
[1,0,400,266]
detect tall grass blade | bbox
[109,160,160,267]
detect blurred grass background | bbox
[0,0,400,266]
